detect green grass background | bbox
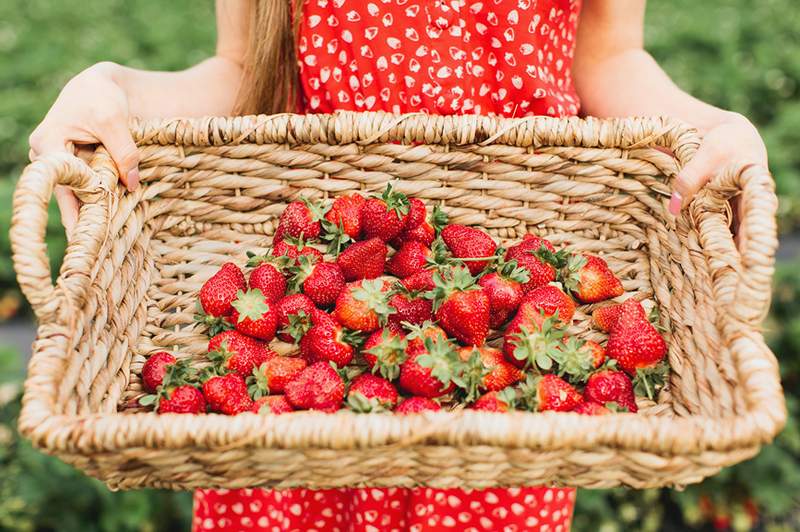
[0,1,798,530]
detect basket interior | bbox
[56,139,743,423]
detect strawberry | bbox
[207,330,275,376]
[285,361,345,412]
[202,373,254,415]
[387,241,431,278]
[504,313,566,370]
[270,234,324,263]
[399,334,459,398]
[251,395,294,414]
[401,269,436,292]
[395,204,448,247]
[336,238,388,281]
[142,351,176,393]
[323,193,366,253]
[230,289,279,341]
[505,235,557,292]
[478,259,529,328]
[458,346,523,398]
[299,318,360,367]
[550,336,605,384]
[573,401,611,415]
[562,253,624,303]
[346,373,399,412]
[362,327,408,380]
[360,184,411,242]
[157,385,207,414]
[521,284,575,324]
[249,356,308,396]
[197,263,246,333]
[583,369,638,413]
[333,279,394,332]
[404,320,448,351]
[403,198,428,230]
[247,261,288,304]
[278,199,325,241]
[427,267,490,346]
[521,374,583,412]
[592,298,645,332]
[395,396,441,414]
[583,340,606,368]
[275,293,318,342]
[605,303,667,398]
[288,256,346,307]
[387,288,433,329]
[440,224,497,276]
[471,390,513,412]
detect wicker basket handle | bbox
[700,163,778,324]
[10,152,109,321]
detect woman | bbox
[29,1,768,530]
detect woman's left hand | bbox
[669,112,768,215]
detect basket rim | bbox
[14,112,785,469]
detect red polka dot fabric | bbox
[296,0,582,117]
[193,487,576,531]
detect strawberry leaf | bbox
[231,289,270,322]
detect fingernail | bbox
[668,192,683,215]
[126,168,140,192]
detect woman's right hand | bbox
[28,61,140,237]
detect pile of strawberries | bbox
[139,184,668,417]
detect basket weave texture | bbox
[10,112,785,491]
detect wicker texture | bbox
[11,112,784,490]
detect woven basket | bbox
[11,112,785,491]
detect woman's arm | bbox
[28,0,249,234]
[572,0,768,215]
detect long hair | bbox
[234,0,302,115]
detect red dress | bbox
[195,1,582,530]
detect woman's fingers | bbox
[54,185,80,239]
[669,144,718,215]
[99,119,140,191]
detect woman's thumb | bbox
[669,146,717,215]
[100,121,140,191]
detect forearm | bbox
[574,49,735,135]
[91,55,243,120]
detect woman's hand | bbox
[670,112,769,215]
[28,62,140,237]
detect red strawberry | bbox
[573,401,611,415]
[387,241,431,278]
[289,256,346,307]
[362,327,408,380]
[202,373,254,415]
[249,356,308,395]
[346,373,399,412]
[333,279,394,332]
[401,269,436,292]
[142,351,176,393]
[403,198,428,230]
[388,289,434,329]
[429,267,490,346]
[504,312,565,369]
[251,395,294,414]
[471,391,512,412]
[360,184,411,242]
[157,385,206,414]
[395,203,448,247]
[529,374,583,412]
[583,340,606,368]
[270,234,324,263]
[207,330,275,376]
[248,262,287,303]
[583,369,638,413]
[323,194,366,253]
[505,235,557,292]
[230,289,279,341]
[552,336,605,384]
[336,238,388,281]
[458,346,523,396]
[395,396,441,414]
[285,361,345,412]
[299,318,359,367]
[592,298,645,332]
[562,254,624,303]
[605,304,667,396]
[278,199,324,241]
[398,334,458,398]
[275,293,318,342]
[440,224,497,276]
[198,262,246,317]
[521,284,575,324]
[404,320,448,351]
[478,260,529,328]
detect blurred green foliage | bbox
[0,0,798,531]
